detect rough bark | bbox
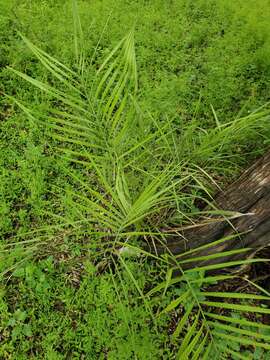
[154,150,270,268]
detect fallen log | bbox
[154,150,270,269]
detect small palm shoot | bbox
[5,3,270,358]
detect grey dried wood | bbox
[153,151,270,268]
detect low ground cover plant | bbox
[1,0,270,358]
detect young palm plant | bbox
[5,2,270,358]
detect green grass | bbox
[0,257,176,359]
[1,0,270,358]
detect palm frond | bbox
[147,245,270,359]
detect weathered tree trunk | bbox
[154,150,270,269]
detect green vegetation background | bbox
[0,0,270,358]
